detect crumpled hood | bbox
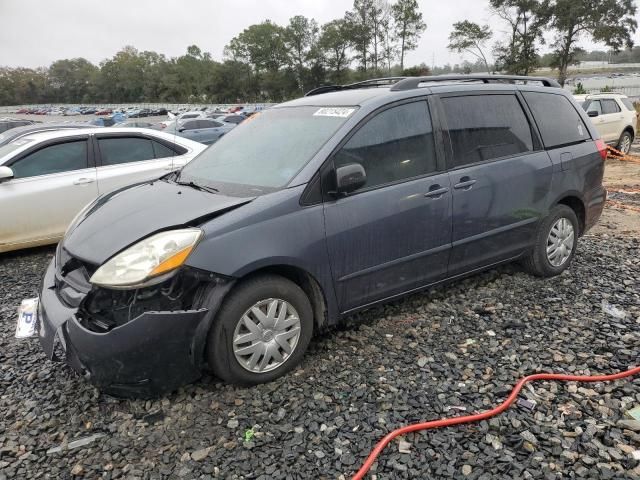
[64,180,253,265]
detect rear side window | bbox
[197,120,222,128]
[602,99,621,114]
[441,94,533,167]
[11,140,88,179]
[523,92,590,149]
[181,120,199,131]
[98,137,155,165]
[621,98,636,111]
[334,101,437,190]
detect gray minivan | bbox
[31,75,607,396]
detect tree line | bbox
[447,0,637,85]
[0,0,426,106]
[0,0,637,106]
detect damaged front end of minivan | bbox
[39,244,235,397]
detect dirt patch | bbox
[591,140,640,236]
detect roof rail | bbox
[305,77,407,97]
[390,74,561,91]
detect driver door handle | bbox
[454,177,477,190]
[73,177,95,185]
[424,186,449,198]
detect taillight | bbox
[595,139,607,161]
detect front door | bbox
[1,138,98,247]
[323,100,452,312]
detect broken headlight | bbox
[89,228,203,289]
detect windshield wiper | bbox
[176,180,219,194]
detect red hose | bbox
[352,366,640,480]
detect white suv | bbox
[575,93,638,153]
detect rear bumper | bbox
[584,185,607,233]
[38,259,208,397]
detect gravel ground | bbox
[1,231,639,479]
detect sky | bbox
[0,0,618,70]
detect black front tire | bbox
[522,205,579,278]
[207,274,313,385]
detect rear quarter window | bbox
[522,92,590,149]
[621,98,636,111]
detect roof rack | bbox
[390,74,561,90]
[304,77,407,97]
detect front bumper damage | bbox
[38,251,229,397]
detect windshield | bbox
[177,106,355,192]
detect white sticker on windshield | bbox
[313,107,355,118]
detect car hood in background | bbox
[64,180,254,265]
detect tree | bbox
[319,19,352,83]
[346,0,375,72]
[549,0,637,86]
[490,0,550,75]
[378,2,398,73]
[224,21,289,73]
[448,21,493,73]
[48,58,99,103]
[391,0,426,70]
[284,15,320,91]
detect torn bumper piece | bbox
[38,259,208,397]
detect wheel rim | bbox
[546,217,575,267]
[232,298,301,373]
[621,134,631,154]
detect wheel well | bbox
[241,265,328,333]
[623,126,635,140]
[557,196,585,235]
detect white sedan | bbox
[0,127,206,253]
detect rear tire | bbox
[617,131,633,154]
[207,274,313,385]
[522,205,579,278]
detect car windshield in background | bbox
[177,106,356,192]
[0,139,33,160]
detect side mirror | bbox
[335,163,366,195]
[587,110,599,117]
[178,127,186,132]
[0,166,14,183]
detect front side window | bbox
[178,106,353,192]
[602,99,621,115]
[585,100,602,115]
[98,137,155,166]
[333,101,437,191]
[441,94,533,168]
[11,140,88,179]
[523,92,590,149]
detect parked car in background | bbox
[177,111,206,121]
[114,121,156,128]
[217,114,246,125]
[28,74,607,396]
[575,93,637,154]
[95,108,113,116]
[0,119,37,134]
[0,127,205,252]
[63,109,81,116]
[129,109,152,118]
[150,107,168,116]
[0,123,96,147]
[168,118,236,145]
